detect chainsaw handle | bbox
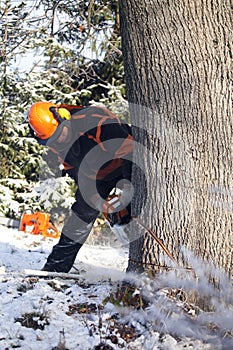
[43,223,60,239]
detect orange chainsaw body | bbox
[19,212,60,238]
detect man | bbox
[28,101,134,273]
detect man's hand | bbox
[120,183,133,207]
[103,195,131,226]
[91,188,133,226]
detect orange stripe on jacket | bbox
[92,110,122,124]
[114,135,133,158]
[87,159,123,180]
[87,110,122,150]
[87,116,109,151]
[71,114,87,120]
[58,157,74,170]
[58,104,83,112]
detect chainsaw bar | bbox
[133,217,177,265]
[0,216,19,228]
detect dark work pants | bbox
[43,173,128,272]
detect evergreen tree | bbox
[0,0,125,218]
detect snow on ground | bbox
[0,225,232,350]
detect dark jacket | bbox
[47,106,133,184]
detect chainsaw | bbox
[102,195,131,226]
[103,195,177,264]
[0,211,60,239]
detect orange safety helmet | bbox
[28,101,71,140]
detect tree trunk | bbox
[119,0,232,275]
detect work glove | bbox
[91,185,133,226]
[119,184,133,207]
[103,195,131,227]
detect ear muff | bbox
[58,108,71,120]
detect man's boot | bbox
[42,233,83,272]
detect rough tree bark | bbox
[119,0,232,274]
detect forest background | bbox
[0,2,232,348]
[0,0,124,220]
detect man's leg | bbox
[42,189,99,273]
[42,175,127,273]
[42,212,97,272]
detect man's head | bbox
[28,101,71,141]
